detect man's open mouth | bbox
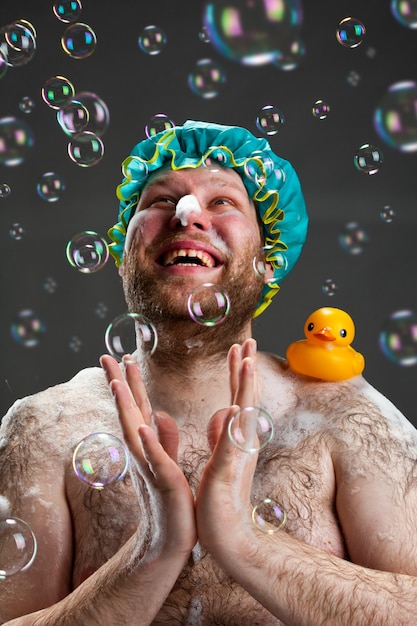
[158,248,218,268]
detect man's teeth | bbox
[162,248,215,267]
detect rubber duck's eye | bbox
[340,329,347,337]
[307,322,314,331]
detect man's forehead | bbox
[142,163,249,194]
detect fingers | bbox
[228,339,258,407]
[110,378,144,458]
[154,411,179,462]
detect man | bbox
[1,120,417,625]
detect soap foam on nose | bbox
[175,194,202,226]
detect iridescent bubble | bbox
[203,0,303,66]
[198,26,211,43]
[121,156,149,183]
[73,432,129,489]
[57,99,89,135]
[243,151,274,185]
[255,104,285,136]
[273,36,306,71]
[144,113,175,139]
[18,96,35,114]
[339,221,369,255]
[53,0,83,23]
[354,143,383,175]
[187,283,230,326]
[68,131,104,167]
[374,81,417,152]
[0,517,37,579]
[228,406,274,453]
[68,336,82,352]
[0,117,34,166]
[336,17,366,48]
[69,91,110,137]
[138,25,167,55]
[105,313,158,361]
[41,76,75,109]
[252,498,287,534]
[202,146,232,171]
[10,309,46,347]
[0,183,11,198]
[380,205,396,223]
[61,23,97,59]
[66,231,109,273]
[253,246,288,284]
[379,310,417,366]
[9,223,25,240]
[188,58,226,99]
[312,99,330,120]
[94,301,108,319]
[0,21,36,67]
[347,70,361,87]
[37,172,66,202]
[322,278,339,296]
[43,276,58,294]
[391,0,417,28]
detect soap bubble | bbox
[273,36,306,71]
[202,146,232,171]
[336,17,366,48]
[0,517,37,579]
[53,0,83,23]
[19,96,35,114]
[187,283,230,326]
[312,99,330,120]
[379,310,417,366]
[380,205,396,222]
[339,221,369,255]
[252,498,287,534]
[244,154,275,186]
[69,92,110,137]
[188,58,226,98]
[122,156,149,183]
[322,278,339,296]
[0,21,36,67]
[203,0,303,66]
[347,70,361,87]
[228,406,274,453]
[37,172,66,202]
[41,76,75,109]
[255,105,285,135]
[94,301,109,319]
[57,99,90,135]
[0,117,34,166]
[68,131,104,167]
[66,231,109,273]
[73,432,129,489]
[354,143,383,175]
[105,313,158,361]
[68,336,82,352]
[198,26,211,43]
[144,113,175,138]
[9,223,25,240]
[43,276,58,294]
[61,22,97,59]
[391,0,417,28]
[0,183,11,198]
[253,246,288,284]
[10,309,46,347]
[138,25,167,55]
[374,81,417,152]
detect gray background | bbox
[0,0,416,424]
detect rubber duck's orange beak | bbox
[313,327,335,342]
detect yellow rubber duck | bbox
[286,307,365,381]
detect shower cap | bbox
[108,120,308,317]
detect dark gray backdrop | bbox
[1,0,416,424]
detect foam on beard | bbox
[0,495,11,519]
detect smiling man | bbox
[1,120,417,626]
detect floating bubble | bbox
[255,104,285,136]
[94,301,108,319]
[336,17,366,48]
[380,205,396,223]
[228,406,274,453]
[188,58,226,99]
[253,246,288,284]
[374,81,417,152]
[347,70,361,87]
[68,130,104,167]
[10,309,46,347]
[273,36,306,71]
[41,76,75,109]
[312,99,330,120]
[391,0,417,28]
[187,283,230,326]
[0,21,36,67]
[138,25,167,55]
[69,91,110,137]
[9,223,25,240]
[144,113,175,139]
[66,231,109,273]
[0,117,34,166]
[105,313,158,361]
[322,278,339,296]
[252,498,287,534]
[203,0,303,66]
[61,22,97,59]
[73,432,129,489]
[57,99,89,135]
[53,0,83,23]
[379,310,417,366]
[68,336,82,352]
[202,146,232,171]
[0,183,11,198]
[43,276,58,294]
[0,517,37,579]
[18,96,35,114]
[339,221,369,255]
[37,172,66,202]
[198,26,211,43]
[121,156,149,183]
[243,151,274,185]
[354,143,383,175]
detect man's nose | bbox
[169,194,211,230]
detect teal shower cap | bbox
[108,120,308,317]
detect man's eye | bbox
[151,197,176,206]
[212,198,231,206]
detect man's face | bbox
[120,165,266,326]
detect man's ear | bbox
[263,261,275,284]
[118,261,124,277]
